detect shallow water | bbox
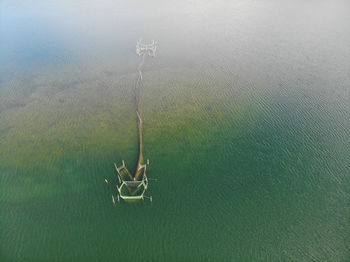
[1,0,350,261]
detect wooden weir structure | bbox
[113,40,157,203]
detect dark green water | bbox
[1,0,350,261]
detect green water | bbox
[1,0,350,261]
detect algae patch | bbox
[0,63,261,201]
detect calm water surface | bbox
[1,0,350,261]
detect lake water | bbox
[1,0,350,261]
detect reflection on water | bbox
[1,0,350,261]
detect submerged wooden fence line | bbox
[134,39,157,180]
[111,40,157,203]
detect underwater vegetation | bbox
[0,61,258,202]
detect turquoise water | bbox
[1,0,350,261]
